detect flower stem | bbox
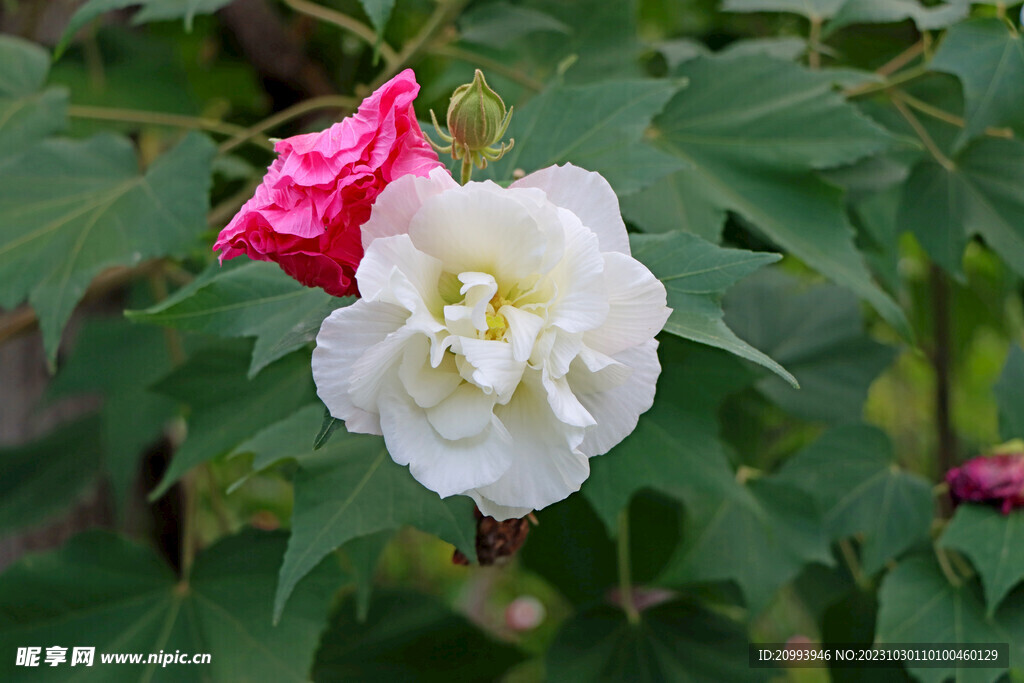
[217,95,358,154]
[844,65,929,99]
[891,92,956,171]
[280,0,399,66]
[68,105,276,151]
[460,155,473,185]
[617,509,641,626]
[807,15,822,69]
[368,0,469,90]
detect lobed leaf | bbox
[942,506,1024,616]
[0,36,67,158]
[0,132,215,365]
[630,231,794,385]
[0,529,341,682]
[128,259,349,378]
[775,424,933,573]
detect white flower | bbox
[312,164,670,520]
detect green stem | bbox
[460,155,472,185]
[891,92,956,171]
[217,95,359,154]
[68,105,275,151]
[368,0,469,90]
[618,509,640,626]
[281,0,399,66]
[844,65,929,99]
[807,15,822,69]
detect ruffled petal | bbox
[544,212,609,333]
[583,251,670,356]
[398,336,462,408]
[573,339,661,457]
[467,491,533,522]
[408,182,556,287]
[361,167,458,248]
[312,301,409,434]
[454,337,527,403]
[472,371,589,510]
[426,383,498,440]
[356,234,443,306]
[511,163,631,255]
[379,386,512,498]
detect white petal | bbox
[511,163,631,255]
[408,183,554,286]
[583,251,670,356]
[531,329,583,379]
[500,305,544,362]
[312,301,408,435]
[379,387,512,498]
[570,344,632,394]
[426,383,498,440]
[347,325,417,414]
[362,167,459,249]
[467,491,532,522]
[356,234,442,306]
[443,271,497,333]
[574,339,661,457]
[545,212,609,333]
[455,337,526,403]
[472,371,589,511]
[542,372,596,428]
[398,336,461,408]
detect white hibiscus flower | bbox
[312,164,670,520]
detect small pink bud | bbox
[504,596,545,631]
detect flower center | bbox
[485,293,512,341]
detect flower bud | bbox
[946,452,1024,514]
[446,69,510,154]
[426,69,514,183]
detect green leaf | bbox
[56,0,234,55]
[312,590,523,681]
[723,270,896,422]
[151,341,315,498]
[931,19,1024,144]
[584,340,757,535]
[942,506,1024,616]
[722,0,845,19]
[899,138,1024,279]
[274,433,476,621]
[458,2,570,48]
[521,494,618,604]
[546,601,765,682]
[359,0,395,38]
[46,317,177,514]
[631,231,794,385]
[658,476,831,613]
[128,259,348,378]
[487,79,684,195]
[828,0,966,33]
[0,417,102,536]
[341,531,393,622]
[996,346,1024,441]
[877,555,1024,683]
[314,408,342,451]
[225,402,324,493]
[0,36,67,158]
[776,424,933,574]
[621,172,727,241]
[522,0,643,84]
[0,132,215,365]
[0,529,341,682]
[655,56,908,338]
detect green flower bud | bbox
[446,69,510,153]
[426,69,514,184]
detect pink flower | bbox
[213,69,444,297]
[946,453,1024,514]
